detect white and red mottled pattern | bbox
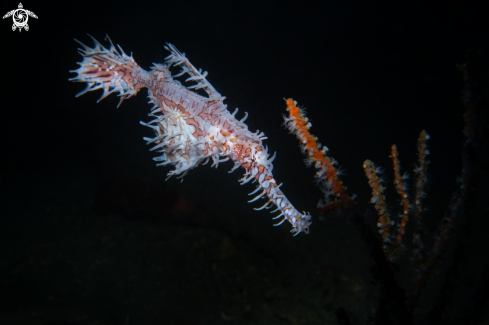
[69,34,312,235]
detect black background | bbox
[1,0,487,324]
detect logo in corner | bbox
[3,3,37,32]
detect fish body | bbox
[69,35,311,235]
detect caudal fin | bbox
[69,34,141,107]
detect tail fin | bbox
[69,34,141,107]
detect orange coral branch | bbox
[363,160,393,255]
[283,99,352,214]
[391,144,410,248]
[414,130,430,221]
[411,130,430,271]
